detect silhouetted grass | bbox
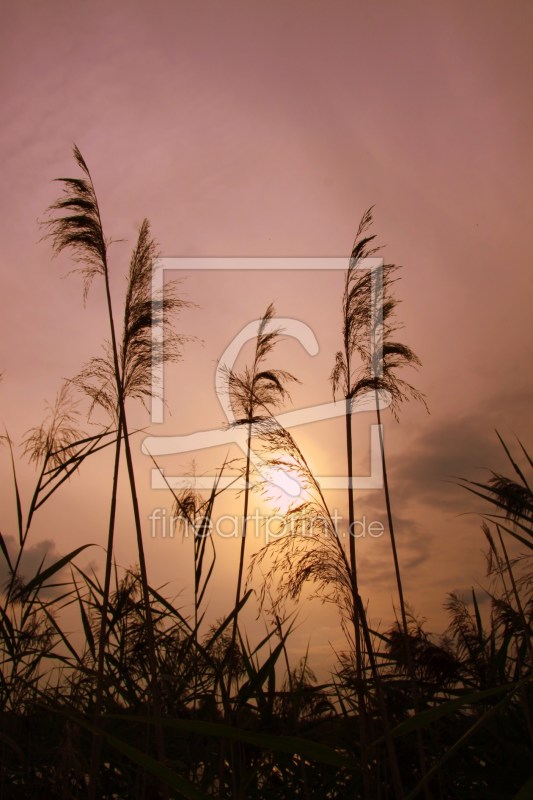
[0,160,531,799]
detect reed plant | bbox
[332,208,429,791]
[0,155,531,798]
[43,146,188,795]
[224,303,297,690]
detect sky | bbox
[1,0,532,676]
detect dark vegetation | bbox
[0,148,531,798]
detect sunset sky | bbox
[1,1,532,675]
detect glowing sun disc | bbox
[263,466,302,498]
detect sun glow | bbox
[261,464,304,514]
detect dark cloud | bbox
[448,586,491,607]
[349,506,434,593]
[0,535,76,598]
[385,383,533,515]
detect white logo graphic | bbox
[142,258,390,492]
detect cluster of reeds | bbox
[0,149,531,799]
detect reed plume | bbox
[43,146,188,795]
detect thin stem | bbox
[86,167,167,789]
[228,422,253,709]
[376,398,430,797]
[88,421,122,800]
[345,401,371,800]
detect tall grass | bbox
[224,303,297,693]
[342,209,430,791]
[0,157,531,798]
[43,147,188,794]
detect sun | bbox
[260,464,305,514]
